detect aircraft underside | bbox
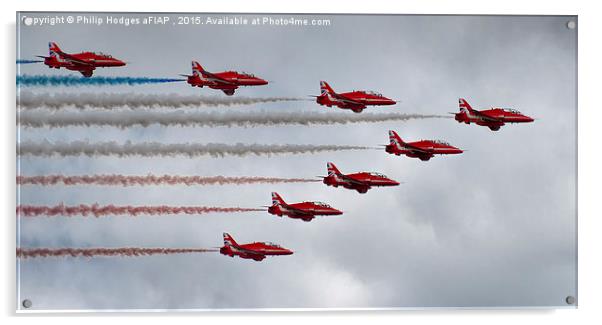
[476,121,505,131]
[288,214,314,222]
[223,248,267,261]
[319,98,366,113]
[224,253,265,261]
[66,67,94,77]
[405,152,434,161]
[334,103,366,113]
[463,118,505,131]
[49,63,96,77]
[240,254,265,261]
[209,85,238,96]
[269,206,314,222]
[339,103,366,113]
[342,183,370,193]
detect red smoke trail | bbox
[17,247,218,258]
[17,203,265,217]
[17,174,320,186]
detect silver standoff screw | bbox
[567,21,576,30]
[22,299,32,309]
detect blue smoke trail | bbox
[17,60,43,64]
[16,75,186,87]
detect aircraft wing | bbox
[234,245,267,257]
[59,52,94,66]
[339,174,371,186]
[473,110,503,122]
[201,71,235,85]
[404,143,432,154]
[334,93,364,106]
[282,204,315,216]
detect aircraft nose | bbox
[390,180,401,186]
[333,209,343,215]
[116,59,126,66]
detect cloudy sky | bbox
[16,13,577,310]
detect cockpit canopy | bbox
[94,52,113,58]
[432,140,450,146]
[240,71,256,77]
[313,202,332,208]
[369,172,388,178]
[365,90,383,97]
[503,108,522,114]
[263,242,281,248]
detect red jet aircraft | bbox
[181,61,268,96]
[267,192,342,222]
[385,130,463,161]
[219,233,293,262]
[454,98,534,131]
[38,42,126,77]
[321,162,400,194]
[315,81,396,113]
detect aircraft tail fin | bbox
[459,98,474,113]
[320,81,335,96]
[48,42,62,57]
[271,192,286,206]
[223,232,238,247]
[191,61,205,77]
[327,162,341,176]
[388,130,404,146]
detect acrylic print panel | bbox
[16,13,577,311]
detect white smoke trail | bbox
[18,140,374,158]
[17,203,264,217]
[17,91,305,110]
[17,174,321,186]
[18,110,447,128]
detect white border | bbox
[3,0,601,323]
